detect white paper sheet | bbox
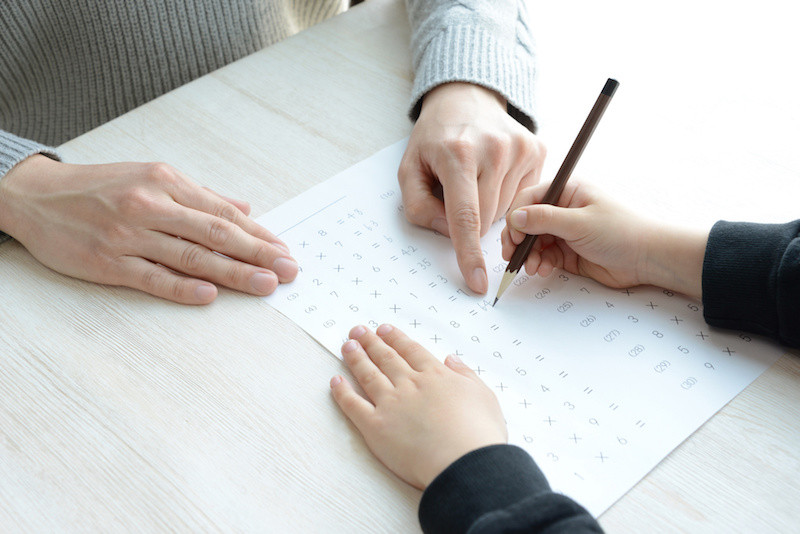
[257,139,784,516]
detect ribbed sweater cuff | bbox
[418,444,550,533]
[409,25,537,131]
[0,130,60,178]
[702,220,798,342]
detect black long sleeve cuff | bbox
[702,220,800,348]
[418,444,602,534]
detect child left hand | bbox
[330,323,508,490]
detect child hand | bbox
[330,324,507,490]
[501,181,652,288]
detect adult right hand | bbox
[0,155,298,304]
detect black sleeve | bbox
[702,220,800,348]
[418,445,603,534]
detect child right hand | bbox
[501,181,652,288]
[501,181,707,298]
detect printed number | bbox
[323,320,336,328]
[557,301,573,313]
[580,287,591,294]
[559,274,569,282]
[450,321,460,328]
[604,330,621,342]
[348,304,359,312]
[677,345,689,354]
[513,275,529,286]
[535,288,550,299]
[515,367,526,376]
[493,351,503,359]
[547,453,559,462]
[287,293,299,301]
[318,230,327,236]
[628,344,645,357]
[687,303,700,312]
[654,360,671,373]
[652,330,664,338]
[580,315,596,327]
[563,401,575,410]
[353,253,363,260]
[739,333,752,342]
[312,278,322,286]
[305,305,317,314]
[681,377,698,390]
[627,315,639,323]
[492,263,506,273]
[663,289,674,297]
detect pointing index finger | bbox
[441,166,487,294]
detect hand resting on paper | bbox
[0,155,298,304]
[330,323,507,490]
[399,82,546,295]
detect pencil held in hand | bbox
[493,78,619,306]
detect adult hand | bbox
[399,82,546,294]
[502,181,707,298]
[0,155,298,304]
[330,324,507,490]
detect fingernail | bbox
[342,340,359,353]
[272,257,298,279]
[376,324,393,336]
[510,209,527,229]
[250,271,278,293]
[448,353,463,365]
[330,375,343,387]
[274,242,290,254]
[431,217,449,236]
[471,268,488,293]
[350,325,367,339]
[195,283,217,302]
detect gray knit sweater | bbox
[0,0,536,178]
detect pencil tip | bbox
[492,297,498,307]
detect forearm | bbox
[404,0,537,129]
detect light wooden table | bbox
[1,0,798,531]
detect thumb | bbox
[507,204,587,242]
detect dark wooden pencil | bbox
[493,78,619,306]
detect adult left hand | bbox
[398,82,546,294]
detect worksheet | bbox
[257,140,784,516]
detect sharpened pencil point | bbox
[492,298,497,307]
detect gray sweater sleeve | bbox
[0,129,60,179]
[405,0,537,131]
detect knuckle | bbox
[443,138,476,164]
[179,243,208,272]
[403,198,430,224]
[252,243,275,266]
[145,162,179,186]
[223,262,245,286]
[213,202,239,223]
[206,219,232,247]
[451,202,481,233]
[485,133,510,163]
[360,368,383,387]
[118,187,157,217]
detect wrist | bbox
[641,222,709,299]
[0,154,57,237]
[419,82,506,117]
